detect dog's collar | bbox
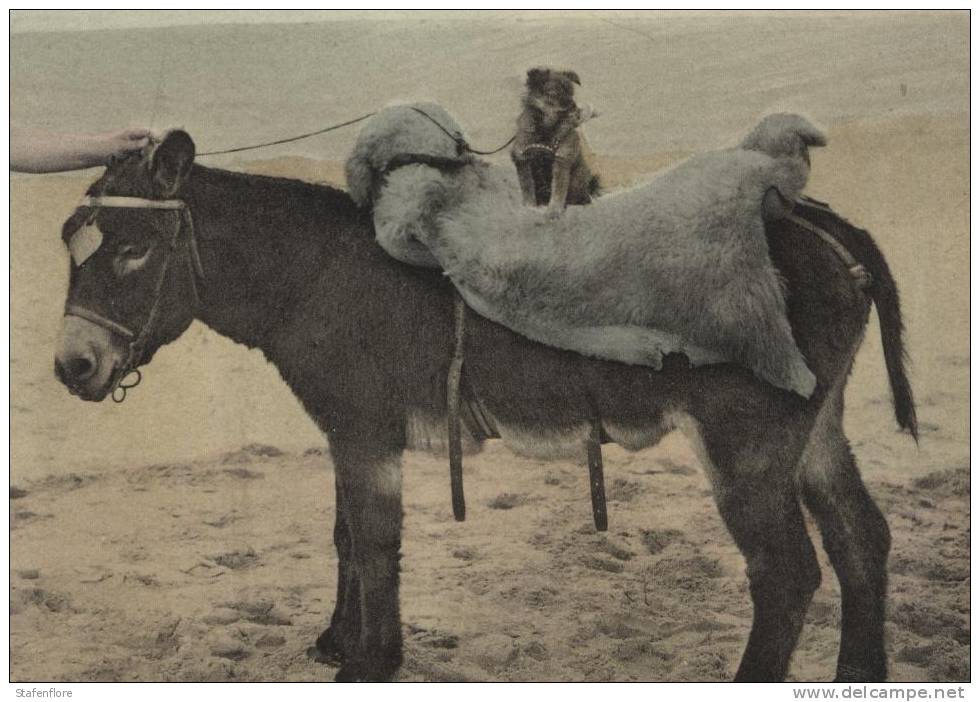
[518,142,560,157]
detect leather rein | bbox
[65,196,205,403]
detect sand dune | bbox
[10,432,969,681]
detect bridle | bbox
[64,195,205,403]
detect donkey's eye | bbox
[119,243,150,259]
[114,242,153,276]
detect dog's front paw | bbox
[579,103,599,121]
[545,205,564,221]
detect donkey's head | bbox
[55,130,203,402]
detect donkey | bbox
[54,131,916,682]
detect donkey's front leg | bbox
[330,434,405,682]
[310,475,361,665]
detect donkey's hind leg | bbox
[310,474,361,666]
[800,398,890,682]
[689,417,821,681]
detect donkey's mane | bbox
[186,164,367,239]
[193,164,356,209]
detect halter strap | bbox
[64,304,136,340]
[66,194,205,402]
[80,196,185,210]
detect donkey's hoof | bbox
[834,663,887,683]
[309,627,347,665]
[334,664,392,683]
[307,645,342,666]
[334,653,402,682]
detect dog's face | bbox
[525,68,581,126]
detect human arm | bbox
[10,127,150,173]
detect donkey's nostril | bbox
[57,354,97,384]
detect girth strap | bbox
[447,291,467,521]
[586,419,608,532]
[444,292,609,531]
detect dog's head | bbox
[524,67,581,126]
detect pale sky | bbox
[9,9,640,33]
[8,10,457,34]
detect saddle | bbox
[444,195,871,532]
[345,104,871,530]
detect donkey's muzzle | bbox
[55,353,96,385]
[55,314,125,401]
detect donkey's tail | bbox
[862,230,918,441]
[798,198,918,440]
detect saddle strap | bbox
[586,419,608,532]
[447,290,467,522]
[787,207,872,290]
[382,152,471,177]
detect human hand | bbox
[94,128,152,162]
[11,127,152,173]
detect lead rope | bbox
[408,107,515,156]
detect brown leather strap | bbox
[447,291,467,522]
[586,419,608,532]
[786,211,872,290]
[64,304,136,340]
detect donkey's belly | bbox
[404,401,682,460]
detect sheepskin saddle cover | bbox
[346,104,826,397]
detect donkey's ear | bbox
[561,70,581,86]
[526,67,549,89]
[149,130,195,197]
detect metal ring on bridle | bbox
[111,368,142,403]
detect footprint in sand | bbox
[15,587,78,614]
[222,467,265,480]
[581,555,625,573]
[640,528,685,555]
[221,443,284,465]
[487,493,531,510]
[210,548,260,570]
[451,547,478,561]
[407,624,459,650]
[597,535,634,561]
[254,632,287,649]
[11,510,54,528]
[607,478,645,502]
[210,637,250,661]
[203,512,242,529]
[75,565,113,584]
[218,598,292,626]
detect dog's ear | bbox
[526,67,549,90]
[561,71,581,86]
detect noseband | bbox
[64,196,205,403]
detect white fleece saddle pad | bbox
[347,105,825,397]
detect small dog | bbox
[511,67,600,218]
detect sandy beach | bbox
[9,11,969,682]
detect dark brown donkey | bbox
[54,131,916,682]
